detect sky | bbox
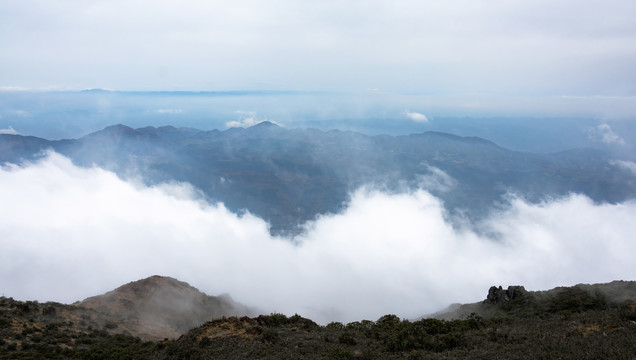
[2,0,636,144]
[1,1,636,323]
[1,0,635,98]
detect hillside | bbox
[75,276,255,340]
[2,123,635,235]
[1,279,635,359]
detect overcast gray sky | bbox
[1,0,635,96]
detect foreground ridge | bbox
[1,280,635,358]
[74,275,255,340]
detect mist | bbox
[1,152,635,324]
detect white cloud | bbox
[1,153,635,324]
[0,126,19,135]
[600,123,626,145]
[156,109,183,114]
[416,166,456,192]
[590,123,626,145]
[225,111,280,128]
[0,86,31,92]
[611,160,636,175]
[404,110,429,123]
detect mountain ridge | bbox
[2,123,635,235]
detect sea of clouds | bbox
[1,152,635,324]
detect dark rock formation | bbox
[484,285,527,304]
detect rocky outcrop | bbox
[484,285,527,304]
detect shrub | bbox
[376,314,400,326]
[199,337,212,347]
[261,329,279,344]
[338,332,357,346]
[329,348,354,360]
[326,322,345,330]
[259,313,289,327]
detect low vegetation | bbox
[1,282,635,359]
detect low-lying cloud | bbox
[404,110,429,123]
[612,160,636,175]
[590,123,626,146]
[1,153,635,324]
[225,111,280,128]
[0,126,19,135]
[156,109,184,115]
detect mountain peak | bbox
[241,121,285,137]
[103,124,135,132]
[250,120,281,129]
[76,275,254,340]
[83,124,138,139]
[112,275,194,295]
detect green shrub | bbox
[199,337,212,347]
[329,348,354,360]
[104,322,118,330]
[0,317,10,329]
[262,329,279,344]
[338,332,357,346]
[376,314,400,326]
[548,288,609,313]
[259,313,289,327]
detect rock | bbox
[507,286,527,300]
[484,285,527,304]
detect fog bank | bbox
[1,153,635,323]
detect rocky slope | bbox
[1,278,635,359]
[75,275,255,340]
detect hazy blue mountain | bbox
[2,122,635,235]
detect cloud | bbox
[415,166,456,192]
[1,153,635,324]
[4,0,636,98]
[0,86,31,92]
[404,110,429,123]
[611,160,636,175]
[225,111,280,128]
[156,109,183,114]
[590,123,626,145]
[0,126,19,135]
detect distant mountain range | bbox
[2,122,635,234]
